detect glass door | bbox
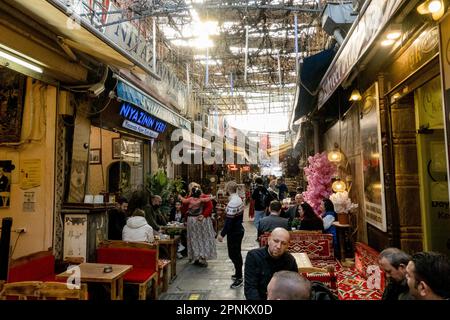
[415,76,450,256]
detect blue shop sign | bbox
[119,103,167,137]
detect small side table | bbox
[332,221,351,262]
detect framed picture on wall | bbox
[89,148,101,165]
[0,69,26,143]
[112,138,121,159]
[0,160,13,208]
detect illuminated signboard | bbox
[228,164,238,171]
[119,103,167,138]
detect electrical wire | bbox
[84,78,118,116]
[10,232,22,258]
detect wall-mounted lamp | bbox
[332,178,347,193]
[417,0,445,20]
[0,47,43,73]
[349,89,362,102]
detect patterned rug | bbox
[160,290,210,300]
[336,267,382,300]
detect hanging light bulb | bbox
[328,143,342,163]
[417,0,445,20]
[349,89,362,101]
[328,150,342,162]
[332,179,347,192]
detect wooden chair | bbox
[39,282,88,300]
[0,281,41,300]
[98,240,160,300]
[0,281,88,300]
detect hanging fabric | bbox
[205,47,209,87]
[152,17,156,71]
[244,25,249,83]
[294,14,299,77]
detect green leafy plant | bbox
[290,218,301,230]
[146,170,184,215]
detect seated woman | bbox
[122,208,155,243]
[298,202,324,231]
[321,199,338,255]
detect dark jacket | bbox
[108,208,127,240]
[257,214,289,238]
[244,246,298,300]
[299,216,324,231]
[143,204,168,231]
[251,185,271,211]
[382,279,412,300]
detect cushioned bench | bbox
[259,231,338,293]
[8,250,58,283]
[97,246,158,300]
[337,242,385,300]
[99,240,170,295]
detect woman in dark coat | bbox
[298,202,324,231]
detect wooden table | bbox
[332,221,351,262]
[56,263,132,300]
[157,235,180,281]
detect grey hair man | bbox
[378,247,412,300]
[267,271,311,300]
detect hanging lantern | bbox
[332,179,347,193]
[327,150,342,162]
[349,89,362,102]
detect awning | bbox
[116,76,191,130]
[8,0,158,78]
[292,48,335,122]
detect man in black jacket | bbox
[107,196,128,240]
[244,227,298,300]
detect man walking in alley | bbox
[251,177,272,231]
[217,181,245,289]
[244,227,298,300]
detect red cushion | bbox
[123,268,156,283]
[97,247,157,269]
[354,242,385,292]
[8,255,55,282]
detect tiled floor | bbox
[161,206,258,300]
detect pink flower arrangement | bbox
[302,152,336,214]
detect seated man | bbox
[406,251,450,300]
[267,270,337,300]
[257,200,289,238]
[267,271,311,300]
[244,227,298,300]
[378,247,412,300]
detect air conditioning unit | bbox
[58,90,74,116]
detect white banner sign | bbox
[318,0,404,109]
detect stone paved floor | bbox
[161,206,258,300]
